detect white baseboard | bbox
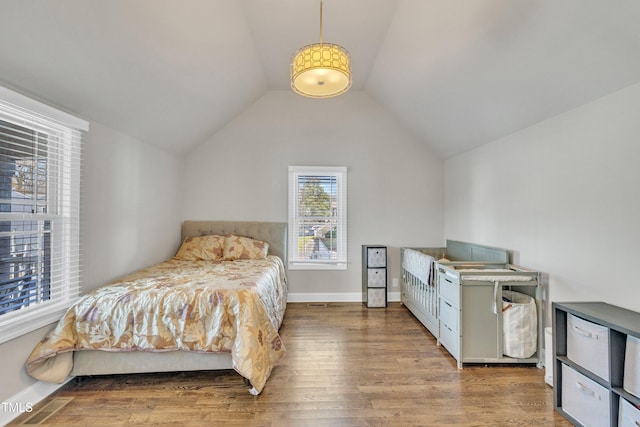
[287,292,401,303]
[1,379,71,426]
[388,291,400,302]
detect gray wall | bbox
[0,121,183,403]
[182,90,445,299]
[445,82,640,324]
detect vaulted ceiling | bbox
[1,0,639,158]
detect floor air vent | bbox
[19,397,74,425]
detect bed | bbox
[401,240,542,368]
[26,220,288,395]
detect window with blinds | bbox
[0,85,86,344]
[288,166,347,270]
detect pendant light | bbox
[290,1,352,98]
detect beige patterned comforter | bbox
[26,256,287,394]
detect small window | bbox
[288,166,347,270]
[0,85,87,344]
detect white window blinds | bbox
[288,166,347,270]
[0,85,86,344]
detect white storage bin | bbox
[619,397,640,427]
[567,313,610,381]
[367,247,386,267]
[366,288,386,308]
[561,363,610,427]
[545,327,553,386]
[624,335,640,398]
[502,291,537,359]
[367,268,386,287]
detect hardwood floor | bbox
[10,303,570,426]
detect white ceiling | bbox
[1,0,639,158]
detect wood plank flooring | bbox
[10,302,570,426]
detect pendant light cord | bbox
[319,1,323,47]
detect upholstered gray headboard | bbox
[182,221,287,263]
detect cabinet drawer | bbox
[440,298,458,333]
[439,323,459,359]
[567,313,610,381]
[367,268,386,287]
[439,271,459,305]
[561,363,610,427]
[367,247,386,267]
[625,335,640,398]
[367,288,386,308]
[619,397,640,427]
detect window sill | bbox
[0,303,69,345]
[288,262,348,271]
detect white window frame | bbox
[288,166,347,270]
[0,85,86,344]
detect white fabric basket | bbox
[567,313,610,381]
[619,397,640,427]
[502,290,537,359]
[624,335,640,398]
